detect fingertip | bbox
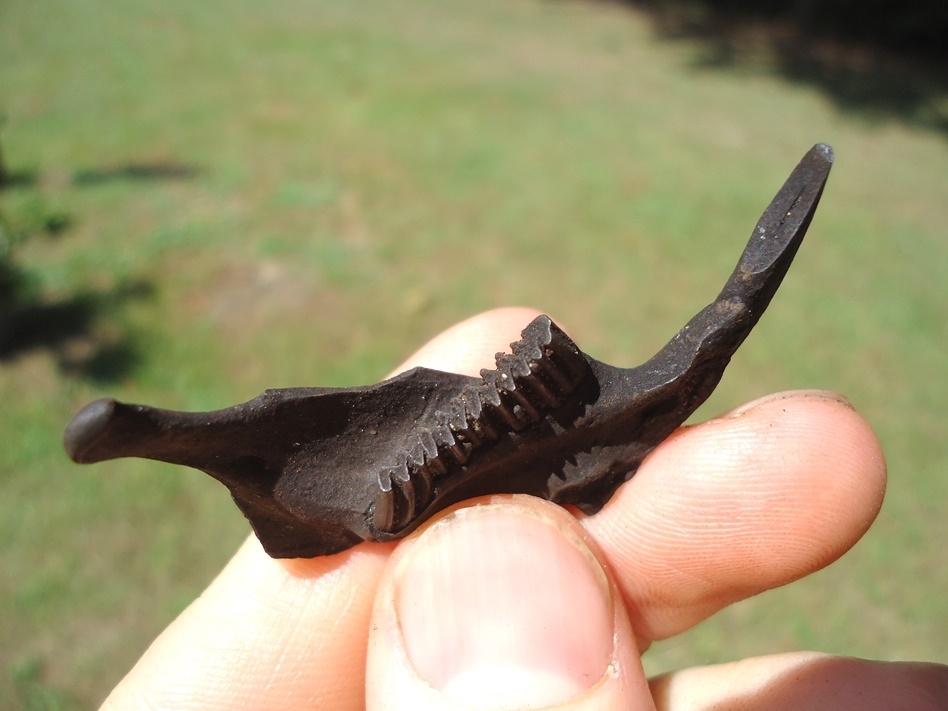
[366,495,652,710]
[651,653,948,711]
[723,390,887,540]
[584,390,887,642]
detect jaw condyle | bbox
[64,144,834,558]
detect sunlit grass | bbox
[1,0,946,705]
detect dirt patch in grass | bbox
[193,259,321,334]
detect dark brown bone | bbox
[64,144,834,558]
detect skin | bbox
[100,307,948,711]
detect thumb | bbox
[366,495,654,710]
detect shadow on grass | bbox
[0,169,39,190]
[1,162,201,191]
[622,1,948,135]
[72,161,201,186]
[0,280,154,384]
[0,152,193,383]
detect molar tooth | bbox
[508,388,541,422]
[459,396,485,446]
[407,441,427,471]
[465,387,502,439]
[476,375,522,430]
[494,399,527,431]
[523,372,561,407]
[426,455,448,476]
[483,369,514,393]
[561,354,588,384]
[418,430,439,460]
[462,425,482,447]
[471,417,499,441]
[374,488,395,532]
[432,417,456,445]
[394,471,415,527]
[545,328,588,384]
[463,393,483,420]
[447,442,469,464]
[412,464,432,511]
[511,338,543,361]
[420,428,449,475]
[475,382,502,407]
[393,459,410,483]
[374,470,397,533]
[434,416,468,463]
[536,353,576,393]
[506,354,532,379]
[447,403,468,433]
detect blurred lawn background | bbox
[1,0,945,707]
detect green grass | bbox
[1,0,946,706]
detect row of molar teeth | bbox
[432,387,500,464]
[488,352,556,424]
[433,415,471,465]
[375,317,589,534]
[510,343,575,404]
[517,317,589,392]
[376,427,445,532]
[476,369,531,431]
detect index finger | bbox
[100,308,541,711]
[583,390,886,646]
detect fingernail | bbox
[728,390,854,418]
[394,501,614,709]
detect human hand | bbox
[100,308,948,710]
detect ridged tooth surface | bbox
[377,469,394,493]
[496,399,528,431]
[499,353,532,379]
[374,472,395,532]
[476,382,502,407]
[499,370,516,390]
[425,447,448,475]
[394,465,415,525]
[561,356,588,384]
[507,387,541,422]
[418,430,439,461]
[492,356,548,423]
[412,464,431,512]
[392,479,415,531]
[521,372,560,407]
[433,419,456,446]
[406,442,426,472]
[460,424,482,447]
[409,434,438,509]
[451,404,468,432]
[471,413,499,441]
[478,371,525,430]
[537,352,576,393]
[373,315,591,536]
[462,393,483,421]
[393,460,410,483]
[447,441,470,464]
[374,455,425,534]
[511,338,543,361]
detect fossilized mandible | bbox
[64,144,834,558]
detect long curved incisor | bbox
[632,143,833,396]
